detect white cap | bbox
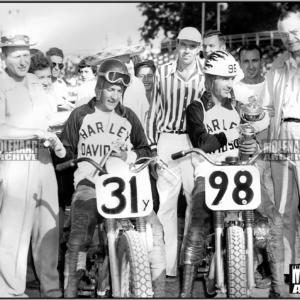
[177,27,202,43]
[204,51,239,77]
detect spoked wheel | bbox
[226,226,247,298]
[117,230,153,298]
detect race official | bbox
[0,35,63,298]
[146,27,205,278]
[262,10,300,278]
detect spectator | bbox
[134,60,160,212]
[30,48,43,57]
[134,60,156,104]
[146,27,205,280]
[29,53,58,112]
[83,43,149,125]
[202,29,226,59]
[0,34,63,297]
[74,59,97,108]
[46,47,69,105]
[233,43,276,289]
[262,9,300,285]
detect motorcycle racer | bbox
[180,51,288,298]
[54,58,166,298]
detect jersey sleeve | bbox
[186,101,236,153]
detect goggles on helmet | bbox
[98,71,132,87]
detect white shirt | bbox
[282,54,300,119]
[52,78,69,105]
[233,80,266,104]
[233,78,269,144]
[122,76,149,127]
[75,77,97,108]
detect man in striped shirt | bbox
[146,27,205,279]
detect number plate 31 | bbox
[95,167,153,219]
[205,165,261,211]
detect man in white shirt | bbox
[75,59,97,108]
[233,44,276,290]
[82,44,149,126]
[262,10,300,283]
[46,47,69,106]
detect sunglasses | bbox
[52,62,64,70]
[98,71,132,87]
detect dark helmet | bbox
[97,58,132,88]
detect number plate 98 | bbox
[95,167,153,218]
[205,165,261,211]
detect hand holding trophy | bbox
[239,94,265,162]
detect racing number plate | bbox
[95,167,153,219]
[205,165,261,211]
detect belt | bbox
[166,131,187,135]
[282,118,300,123]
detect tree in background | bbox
[138,2,298,43]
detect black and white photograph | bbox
[0,1,300,298]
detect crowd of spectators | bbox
[57,42,287,99]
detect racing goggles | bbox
[98,71,132,87]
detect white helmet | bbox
[177,27,202,43]
[204,51,239,77]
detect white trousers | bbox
[0,149,61,297]
[270,122,300,274]
[156,133,194,276]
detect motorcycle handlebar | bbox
[172,148,224,166]
[172,146,297,167]
[171,151,187,160]
[56,159,76,171]
[56,157,107,173]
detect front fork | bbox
[106,219,121,297]
[136,217,148,252]
[213,211,255,294]
[213,211,226,294]
[243,210,255,292]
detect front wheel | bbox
[117,230,153,298]
[226,226,247,298]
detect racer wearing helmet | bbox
[180,51,288,298]
[54,58,166,297]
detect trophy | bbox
[239,94,265,162]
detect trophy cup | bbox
[239,94,265,162]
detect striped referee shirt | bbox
[145,57,205,150]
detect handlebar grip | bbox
[171,151,186,160]
[56,160,76,171]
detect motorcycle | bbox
[56,140,177,298]
[172,144,296,298]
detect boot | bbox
[64,269,85,298]
[180,264,199,298]
[268,261,289,298]
[152,269,166,298]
